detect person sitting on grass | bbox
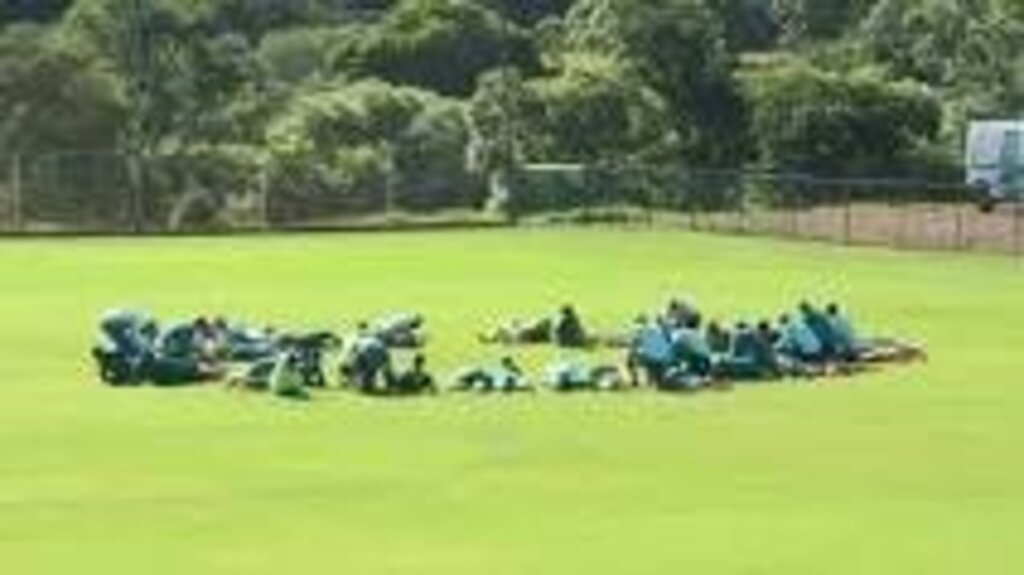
[670,314,714,380]
[268,350,310,400]
[714,321,781,382]
[451,356,532,393]
[664,298,701,330]
[705,320,732,356]
[627,316,676,388]
[775,313,826,375]
[388,354,438,396]
[544,360,625,392]
[799,301,842,360]
[552,305,589,348]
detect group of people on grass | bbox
[91,299,924,399]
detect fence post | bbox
[258,166,270,231]
[954,186,965,251]
[10,154,22,232]
[9,154,19,233]
[843,184,852,245]
[1015,199,1022,260]
[384,142,396,219]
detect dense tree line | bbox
[0,0,1020,221]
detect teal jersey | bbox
[782,320,823,356]
[828,314,858,351]
[635,324,674,364]
[672,327,712,360]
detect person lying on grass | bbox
[451,357,533,393]
[227,350,309,400]
[479,305,591,348]
[479,317,554,345]
[369,312,426,349]
[823,303,927,364]
[544,360,626,392]
[93,310,222,387]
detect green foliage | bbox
[523,53,679,165]
[0,0,1018,220]
[861,0,1022,98]
[480,0,576,25]
[331,0,537,97]
[0,0,73,26]
[746,62,942,176]
[565,0,749,166]
[707,0,780,51]
[773,0,879,44]
[64,0,266,153]
[258,27,335,85]
[265,80,476,218]
[0,25,124,155]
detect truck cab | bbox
[967,120,1024,211]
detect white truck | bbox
[966,120,1024,210]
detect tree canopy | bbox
[1,0,1019,216]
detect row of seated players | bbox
[627,301,926,391]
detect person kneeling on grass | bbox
[452,357,532,393]
[544,360,625,392]
[340,326,394,394]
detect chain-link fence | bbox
[2,151,1022,257]
[513,164,1024,256]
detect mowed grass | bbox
[1,229,1023,575]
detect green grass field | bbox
[1,229,1022,574]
